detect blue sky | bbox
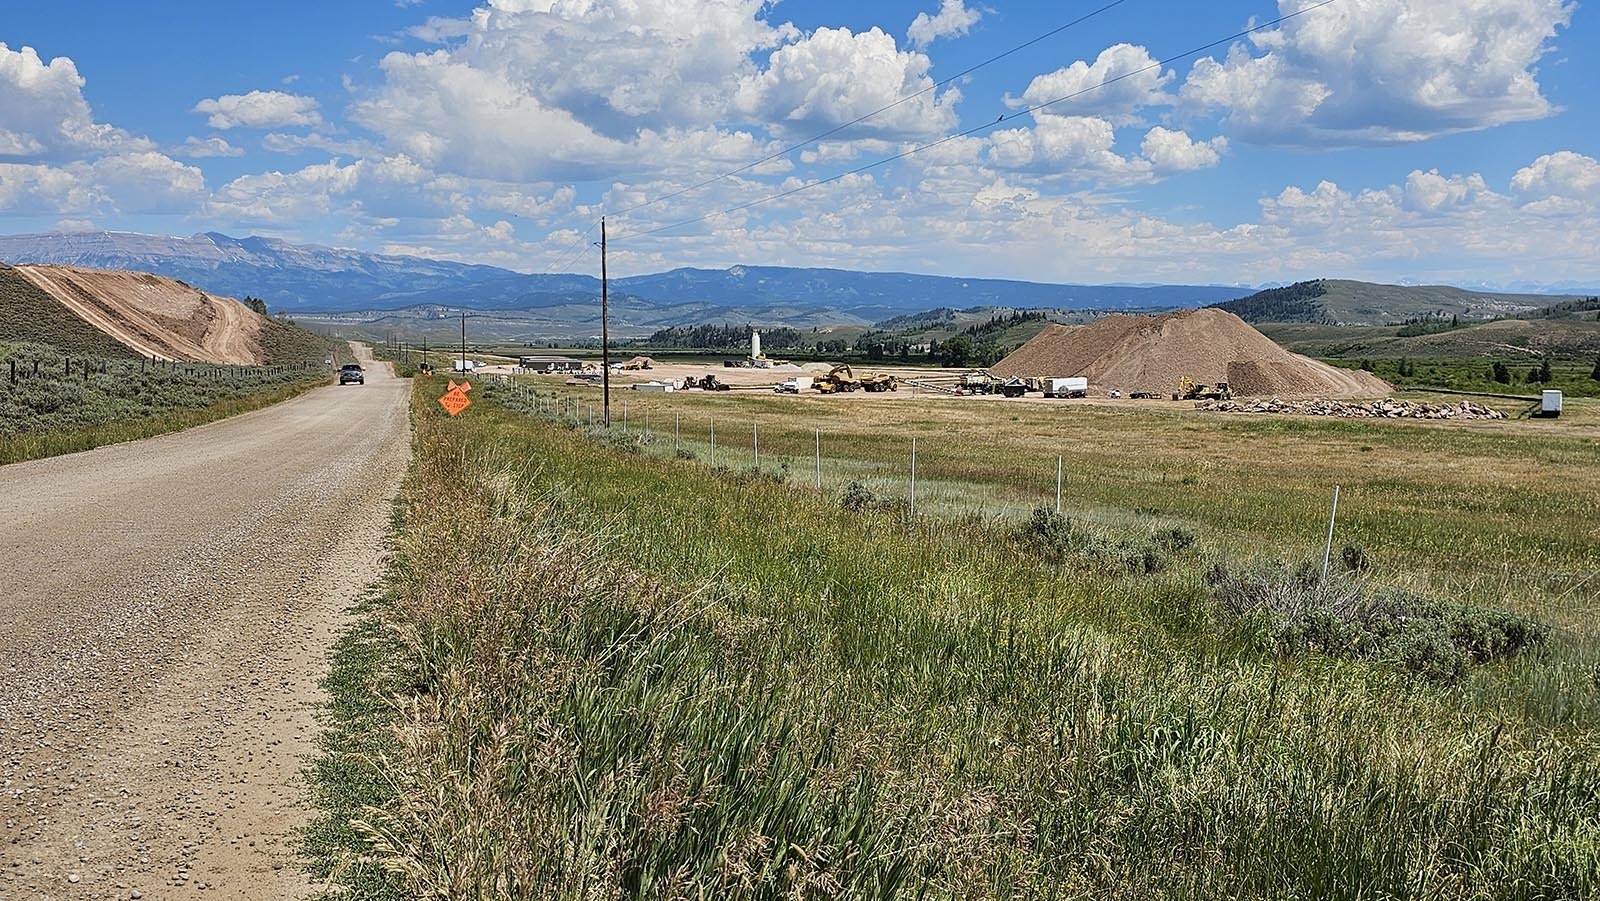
[2,0,1597,288]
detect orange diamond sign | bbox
[438,387,471,417]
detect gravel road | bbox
[0,344,410,900]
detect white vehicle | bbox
[451,359,479,372]
[774,377,812,394]
[1044,377,1089,398]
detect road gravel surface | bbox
[0,344,409,900]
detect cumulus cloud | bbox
[1140,127,1227,173]
[1180,0,1576,146]
[907,0,983,49]
[0,152,204,216]
[193,91,322,130]
[1009,44,1173,125]
[734,26,959,139]
[987,114,1151,183]
[173,136,243,159]
[1511,151,1600,201]
[0,43,148,161]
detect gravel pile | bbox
[992,309,1389,398]
[1196,398,1508,420]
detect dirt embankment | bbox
[13,264,267,364]
[992,308,1390,399]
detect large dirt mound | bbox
[991,308,1389,398]
[12,265,266,364]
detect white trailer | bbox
[1044,377,1089,398]
[1538,389,1563,418]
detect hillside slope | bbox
[1219,279,1581,325]
[0,265,138,358]
[9,264,328,364]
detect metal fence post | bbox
[814,428,821,490]
[710,415,716,466]
[753,422,759,469]
[910,438,917,516]
[1056,455,1063,515]
[1321,486,1342,582]
[675,412,680,452]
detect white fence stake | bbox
[814,429,821,490]
[910,438,917,516]
[1322,485,1342,582]
[1056,455,1063,515]
[710,415,716,466]
[674,412,680,452]
[753,423,759,469]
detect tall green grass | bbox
[319,380,1600,899]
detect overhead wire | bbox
[613,0,1341,243]
[607,0,1135,220]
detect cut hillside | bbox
[991,308,1390,398]
[12,264,270,364]
[0,264,137,358]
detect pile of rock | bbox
[1196,398,1507,420]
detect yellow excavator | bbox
[1175,376,1232,401]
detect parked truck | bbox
[1044,377,1089,398]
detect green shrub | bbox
[840,479,875,511]
[1206,562,1549,682]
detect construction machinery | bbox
[684,374,732,391]
[1175,376,1232,401]
[860,372,899,392]
[999,377,1035,398]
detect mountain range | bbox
[0,231,1252,336]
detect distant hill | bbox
[0,232,1252,333]
[1217,279,1583,325]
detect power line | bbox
[542,217,602,273]
[615,0,1341,243]
[609,0,1135,220]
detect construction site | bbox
[495,308,1397,408]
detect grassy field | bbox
[311,376,1600,899]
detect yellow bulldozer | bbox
[1174,376,1232,401]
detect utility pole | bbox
[600,217,611,427]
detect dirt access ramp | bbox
[13,264,266,364]
[992,308,1390,399]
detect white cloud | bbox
[1140,127,1227,174]
[261,132,377,156]
[1511,151,1600,201]
[987,114,1151,184]
[1010,44,1173,125]
[173,136,244,159]
[193,91,322,130]
[734,26,959,139]
[1180,0,1576,146]
[907,0,983,49]
[0,43,149,161]
[0,152,204,216]
[1401,169,1494,213]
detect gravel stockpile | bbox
[992,308,1390,398]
